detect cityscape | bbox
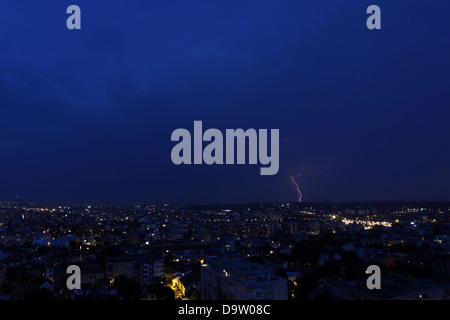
[0,1,449,316]
[0,200,448,300]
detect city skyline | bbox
[3,196,450,208]
[0,198,448,301]
[0,1,449,306]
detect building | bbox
[106,255,163,282]
[81,265,105,286]
[323,276,450,300]
[107,256,135,280]
[201,256,287,300]
[153,259,165,277]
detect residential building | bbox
[201,256,287,300]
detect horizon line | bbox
[1,198,450,207]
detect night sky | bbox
[0,1,449,205]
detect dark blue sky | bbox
[0,0,449,204]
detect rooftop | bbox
[207,256,274,277]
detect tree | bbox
[114,275,141,300]
[155,282,175,300]
[186,287,201,300]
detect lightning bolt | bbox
[290,175,303,202]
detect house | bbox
[39,280,54,291]
[201,256,288,300]
[286,271,302,282]
[264,256,288,271]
